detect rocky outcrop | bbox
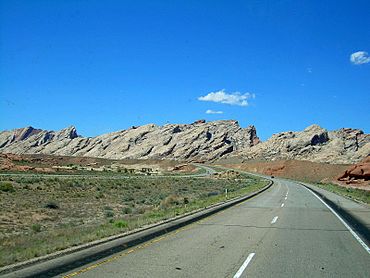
[0,122,368,164]
[0,121,259,162]
[338,156,370,181]
[234,124,369,164]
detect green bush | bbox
[113,220,128,228]
[31,223,41,233]
[0,182,15,192]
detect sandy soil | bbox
[215,159,349,183]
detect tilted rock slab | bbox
[234,124,370,164]
[0,121,368,164]
[0,120,259,162]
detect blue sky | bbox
[1,0,369,140]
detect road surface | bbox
[57,177,370,278]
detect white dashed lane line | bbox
[233,253,256,278]
[271,216,279,224]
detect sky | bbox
[1,0,369,141]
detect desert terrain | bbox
[0,120,369,268]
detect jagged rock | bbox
[233,124,369,164]
[0,122,368,164]
[0,121,259,162]
[338,156,370,181]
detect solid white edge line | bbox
[233,252,255,278]
[303,186,370,254]
[281,203,284,207]
[271,216,278,224]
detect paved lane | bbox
[60,179,370,278]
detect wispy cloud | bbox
[198,89,255,106]
[350,51,370,65]
[205,109,223,114]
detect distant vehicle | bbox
[271,176,274,179]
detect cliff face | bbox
[0,121,368,164]
[0,120,259,162]
[234,125,370,164]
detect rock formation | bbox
[338,156,370,181]
[0,121,368,164]
[0,120,259,162]
[233,124,369,164]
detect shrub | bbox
[0,182,15,192]
[44,201,59,209]
[113,220,128,228]
[160,195,181,209]
[104,207,114,218]
[207,191,219,197]
[122,196,134,202]
[135,206,146,214]
[122,207,132,214]
[95,192,104,199]
[31,223,41,233]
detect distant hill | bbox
[0,120,368,164]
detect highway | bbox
[57,178,370,278]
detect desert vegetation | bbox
[313,182,370,205]
[0,172,267,266]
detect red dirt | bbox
[218,160,349,184]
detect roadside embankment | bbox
[300,182,370,247]
[0,176,272,277]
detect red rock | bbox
[338,156,370,181]
[193,119,206,124]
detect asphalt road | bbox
[57,178,370,278]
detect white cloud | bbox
[198,89,255,106]
[206,109,223,114]
[350,51,370,65]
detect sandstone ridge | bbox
[232,124,369,164]
[0,120,258,162]
[0,121,368,164]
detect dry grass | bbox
[0,173,267,266]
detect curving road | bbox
[57,177,370,278]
